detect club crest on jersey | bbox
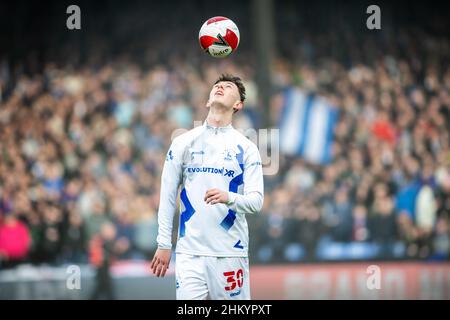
[223,149,235,161]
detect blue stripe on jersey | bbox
[229,145,244,193]
[220,145,244,231]
[179,188,195,237]
[220,209,237,231]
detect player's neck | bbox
[206,109,233,128]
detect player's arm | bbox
[151,140,183,277]
[205,145,264,214]
[227,145,264,214]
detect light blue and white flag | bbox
[279,88,338,165]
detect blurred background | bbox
[0,0,449,299]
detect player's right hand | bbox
[151,248,172,277]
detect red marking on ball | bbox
[206,16,229,25]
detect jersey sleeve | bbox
[226,144,264,214]
[156,139,184,249]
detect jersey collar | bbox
[203,120,233,132]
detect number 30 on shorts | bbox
[223,269,244,291]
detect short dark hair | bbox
[214,74,246,102]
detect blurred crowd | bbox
[252,25,450,263]
[1,6,450,268]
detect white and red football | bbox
[199,16,240,58]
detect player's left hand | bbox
[204,188,228,205]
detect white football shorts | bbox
[175,253,251,300]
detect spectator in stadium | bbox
[36,204,63,264]
[256,187,293,263]
[0,211,31,268]
[397,210,420,259]
[294,201,323,261]
[61,207,87,263]
[351,204,369,243]
[431,216,450,260]
[369,197,398,258]
[329,187,353,242]
[89,221,120,300]
[132,197,158,260]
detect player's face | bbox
[208,81,243,112]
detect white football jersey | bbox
[156,121,264,257]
